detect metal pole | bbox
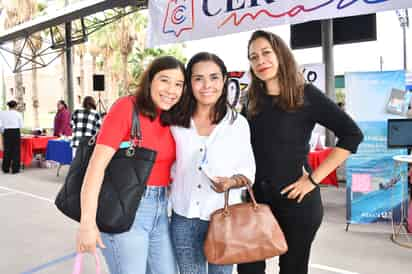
[397,9,409,71]
[65,22,74,111]
[402,22,407,71]
[380,56,383,71]
[64,0,74,111]
[321,19,336,146]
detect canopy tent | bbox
[0,0,147,110]
[0,0,147,72]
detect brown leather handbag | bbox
[204,184,288,265]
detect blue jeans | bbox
[171,212,233,274]
[101,186,177,274]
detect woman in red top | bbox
[76,56,185,274]
[53,100,72,137]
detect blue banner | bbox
[345,71,409,224]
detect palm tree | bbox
[90,21,116,105]
[3,0,36,112]
[129,46,187,90]
[30,32,42,128]
[75,43,86,100]
[117,14,136,95]
[88,42,100,77]
[29,2,47,129]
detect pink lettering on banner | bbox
[163,0,194,38]
[217,0,388,28]
[352,173,372,193]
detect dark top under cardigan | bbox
[249,84,363,191]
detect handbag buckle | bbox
[126,146,135,157]
[88,135,96,146]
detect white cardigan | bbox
[170,111,256,221]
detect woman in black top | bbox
[237,30,363,274]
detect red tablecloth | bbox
[0,136,57,166]
[308,147,338,187]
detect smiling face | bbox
[150,68,185,111]
[190,61,226,108]
[248,37,279,82]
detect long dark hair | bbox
[7,100,17,109]
[170,52,233,128]
[135,56,186,124]
[58,100,68,109]
[82,96,96,110]
[247,30,304,117]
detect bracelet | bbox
[308,173,319,186]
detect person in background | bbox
[0,100,24,174]
[53,100,72,137]
[76,56,186,274]
[237,30,363,274]
[169,52,255,274]
[71,96,102,155]
[0,119,3,152]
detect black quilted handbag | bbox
[55,106,157,233]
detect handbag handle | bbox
[131,106,142,146]
[223,183,258,215]
[88,105,142,148]
[72,252,101,274]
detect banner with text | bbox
[345,70,408,224]
[148,0,411,47]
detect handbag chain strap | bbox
[223,183,258,216]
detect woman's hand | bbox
[76,223,106,254]
[210,175,250,193]
[280,173,317,203]
[210,176,235,193]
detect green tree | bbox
[336,88,345,104]
[3,0,37,112]
[128,46,187,94]
[89,9,186,99]
[29,3,47,128]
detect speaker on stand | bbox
[93,74,106,114]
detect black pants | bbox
[2,128,21,173]
[237,182,323,274]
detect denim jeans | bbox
[101,186,177,274]
[171,212,233,274]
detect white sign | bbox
[301,63,326,92]
[148,0,411,47]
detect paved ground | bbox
[0,162,411,274]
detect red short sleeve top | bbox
[96,96,175,186]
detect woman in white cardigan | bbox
[168,52,256,274]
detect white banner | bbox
[148,0,411,47]
[301,63,325,92]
